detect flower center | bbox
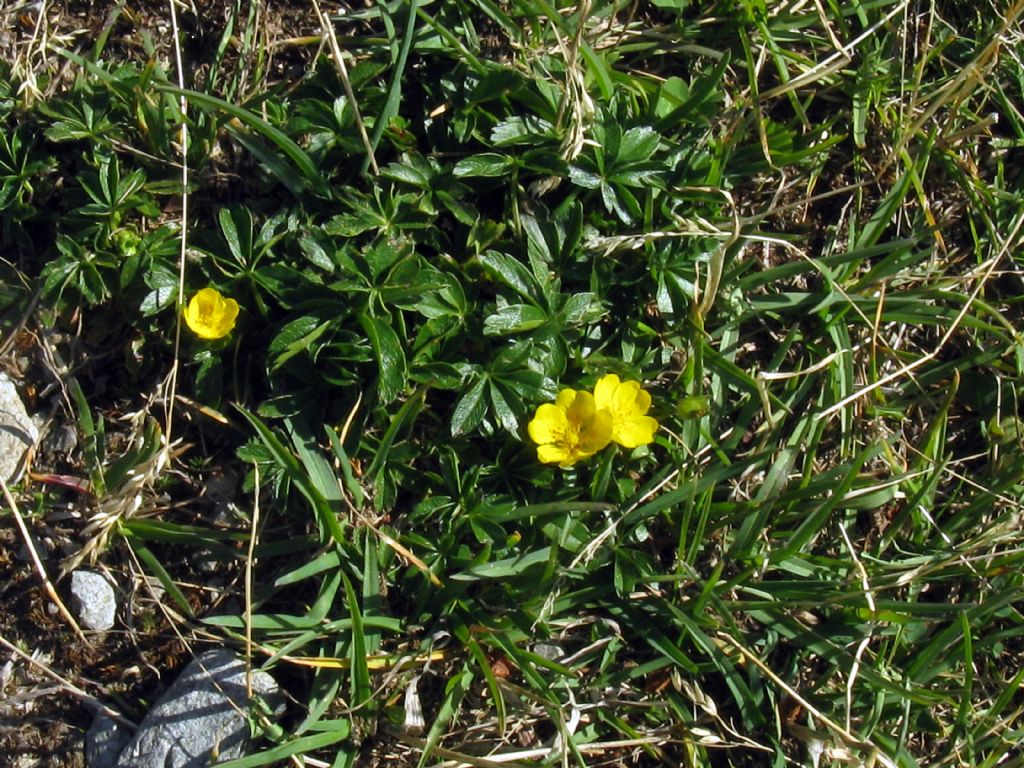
[562,420,582,449]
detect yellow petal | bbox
[555,388,578,410]
[593,374,620,410]
[614,415,659,448]
[537,444,572,465]
[184,296,216,339]
[565,390,598,425]
[213,297,239,335]
[633,387,652,414]
[528,403,568,445]
[612,380,643,414]
[579,409,613,454]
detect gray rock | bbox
[41,421,78,456]
[0,372,38,482]
[86,713,133,768]
[70,570,118,631]
[114,649,283,768]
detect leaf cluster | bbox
[3,1,1024,767]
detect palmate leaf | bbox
[139,263,178,317]
[490,114,558,146]
[40,236,112,305]
[38,96,119,142]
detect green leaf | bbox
[125,538,195,618]
[298,235,336,272]
[218,207,253,266]
[274,549,344,587]
[490,115,556,146]
[482,304,548,335]
[560,292,602,325]
[229,126,309,199]
[326,208,386,237]
[520,147,566,176]
[488,380,519,433]
[468,68,524,102]
[854,170,912,250]
[364,388,425,482]
[194,351,223,404]
[364,238,410,280]
[477,250,542,303]
[655,76,689,118]
[453,153,515,178]
[216,726,352,768]
[359,313,407,405]
[382,158,433,187]
[451,378,487,437]
[568,162,602,189]
[654,51,730,130]
[343,571,371,709]
[617,126,660,164]
[103,417,163,491]
[269,316,334,371]
[327,426,365,508]
[450,546,552,581]
[139,265,178,316]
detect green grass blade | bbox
[153,84,329,197]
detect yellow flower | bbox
[184,287,239,340]
[528,389,613,467]
[593,373,659,448]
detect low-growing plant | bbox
[1,1,1023,767]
